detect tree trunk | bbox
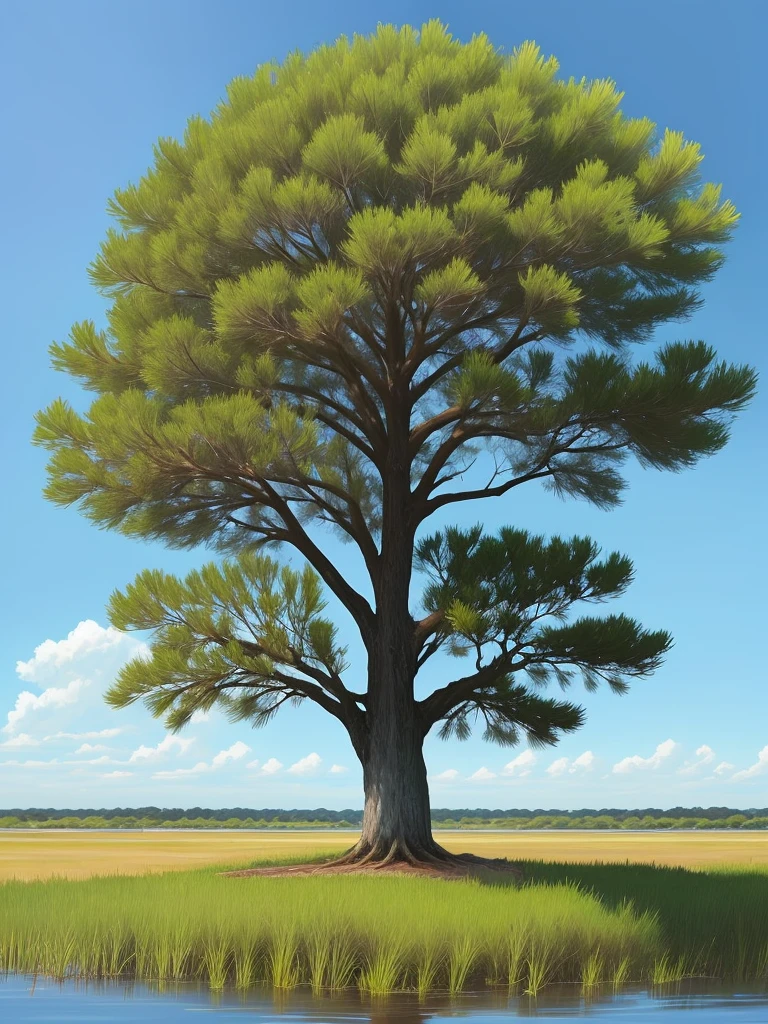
[333,381,451,866]
[335,638,451,866]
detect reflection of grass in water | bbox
[2,854,765,994]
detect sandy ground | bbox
[0,829,766,881]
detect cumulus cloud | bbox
[731,746,768,782]
[246,759,260,770]
[678,744,716,775]
[74,743,108,754]
[153,741,251,779]
[129,735,195,762]
[714,761,735,777]
[260,758,283,775]
[329,764,348,775]
[3,679,86,734]
[4,620,145,744]
[470,766,497,781]
[612,738,678,774]
[548,751,597,775]
[212,741,251,767]
[15,620,129,682]
[546,757,570,777]
[572,751,596,772]
[103,771,132,778]
[288,752,322,776]
[432,768,460,783]
[189,710,209,724]
[0,733,41,748]
[501,750,536,777]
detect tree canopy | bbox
[35,22,756,861]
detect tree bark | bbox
[332,360,452,866]
[336,694,450,865]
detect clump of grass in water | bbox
[267,929,300,989]
[0,859,669,996]
[447,935,480,996]
[581,947,604,991]
[359,935,409,995]
[202,938,230,990]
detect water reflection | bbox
[2,975,768,1021]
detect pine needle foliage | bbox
[36,23,755,800]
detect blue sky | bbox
[1,0,766,810]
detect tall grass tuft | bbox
[3,857,732,997]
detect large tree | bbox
[36,23,755,866]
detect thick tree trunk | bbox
[333,377,452,867]
[334,634,451,866]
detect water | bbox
[2,976,768,1022]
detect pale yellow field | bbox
[0,830,766,881]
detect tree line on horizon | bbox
[2,806,766,830]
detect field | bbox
[0,829,766,881]
[1,830,766,994]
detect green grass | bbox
[1,855,766,996]
[0,858,661,995]
[522,859,768,982]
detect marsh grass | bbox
[523,859,768,982]
[1,854,764,996]
[0,862,660,995]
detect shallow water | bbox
[2,976,768,1022]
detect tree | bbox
[35,23,755,867]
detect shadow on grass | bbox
[507,860,768,981]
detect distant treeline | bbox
[1,806,767,830]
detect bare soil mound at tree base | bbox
[222,854,523,882]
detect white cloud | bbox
[612,738,678,774]
[0,758,60,769]
[102,771,132,778]
[15,620,128,682]
[679,744,716,775]
[189,710,209,724]
[47,729,122,741]
[0,733,41,748]
[714,761,735,777]
[153,761,210,779]
[212,741,251,767]
[152,741,251,779]
[731,746,768,782]
[546,757,570,777]
[432,768,460,783]
[501,750,536,777]
[129,735,195,762]
[329,764,348,775]
[571,750,596,772]
[3,679,86,734]
[246,759,260,770]
[288,752,322,776]
[4,620,144,747]
[74,743,108,754]
[470,766,497,781]
[260,758,283,775]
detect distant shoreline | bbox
[2,827,765,834]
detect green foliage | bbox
[35,22,756,765]
[106,553,347,730]
[0,864,662,992]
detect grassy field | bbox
[1,832,766,993]
[0,829,766,881]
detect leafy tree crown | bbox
[35,22,756,748]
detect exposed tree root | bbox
[221,836,524,882]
